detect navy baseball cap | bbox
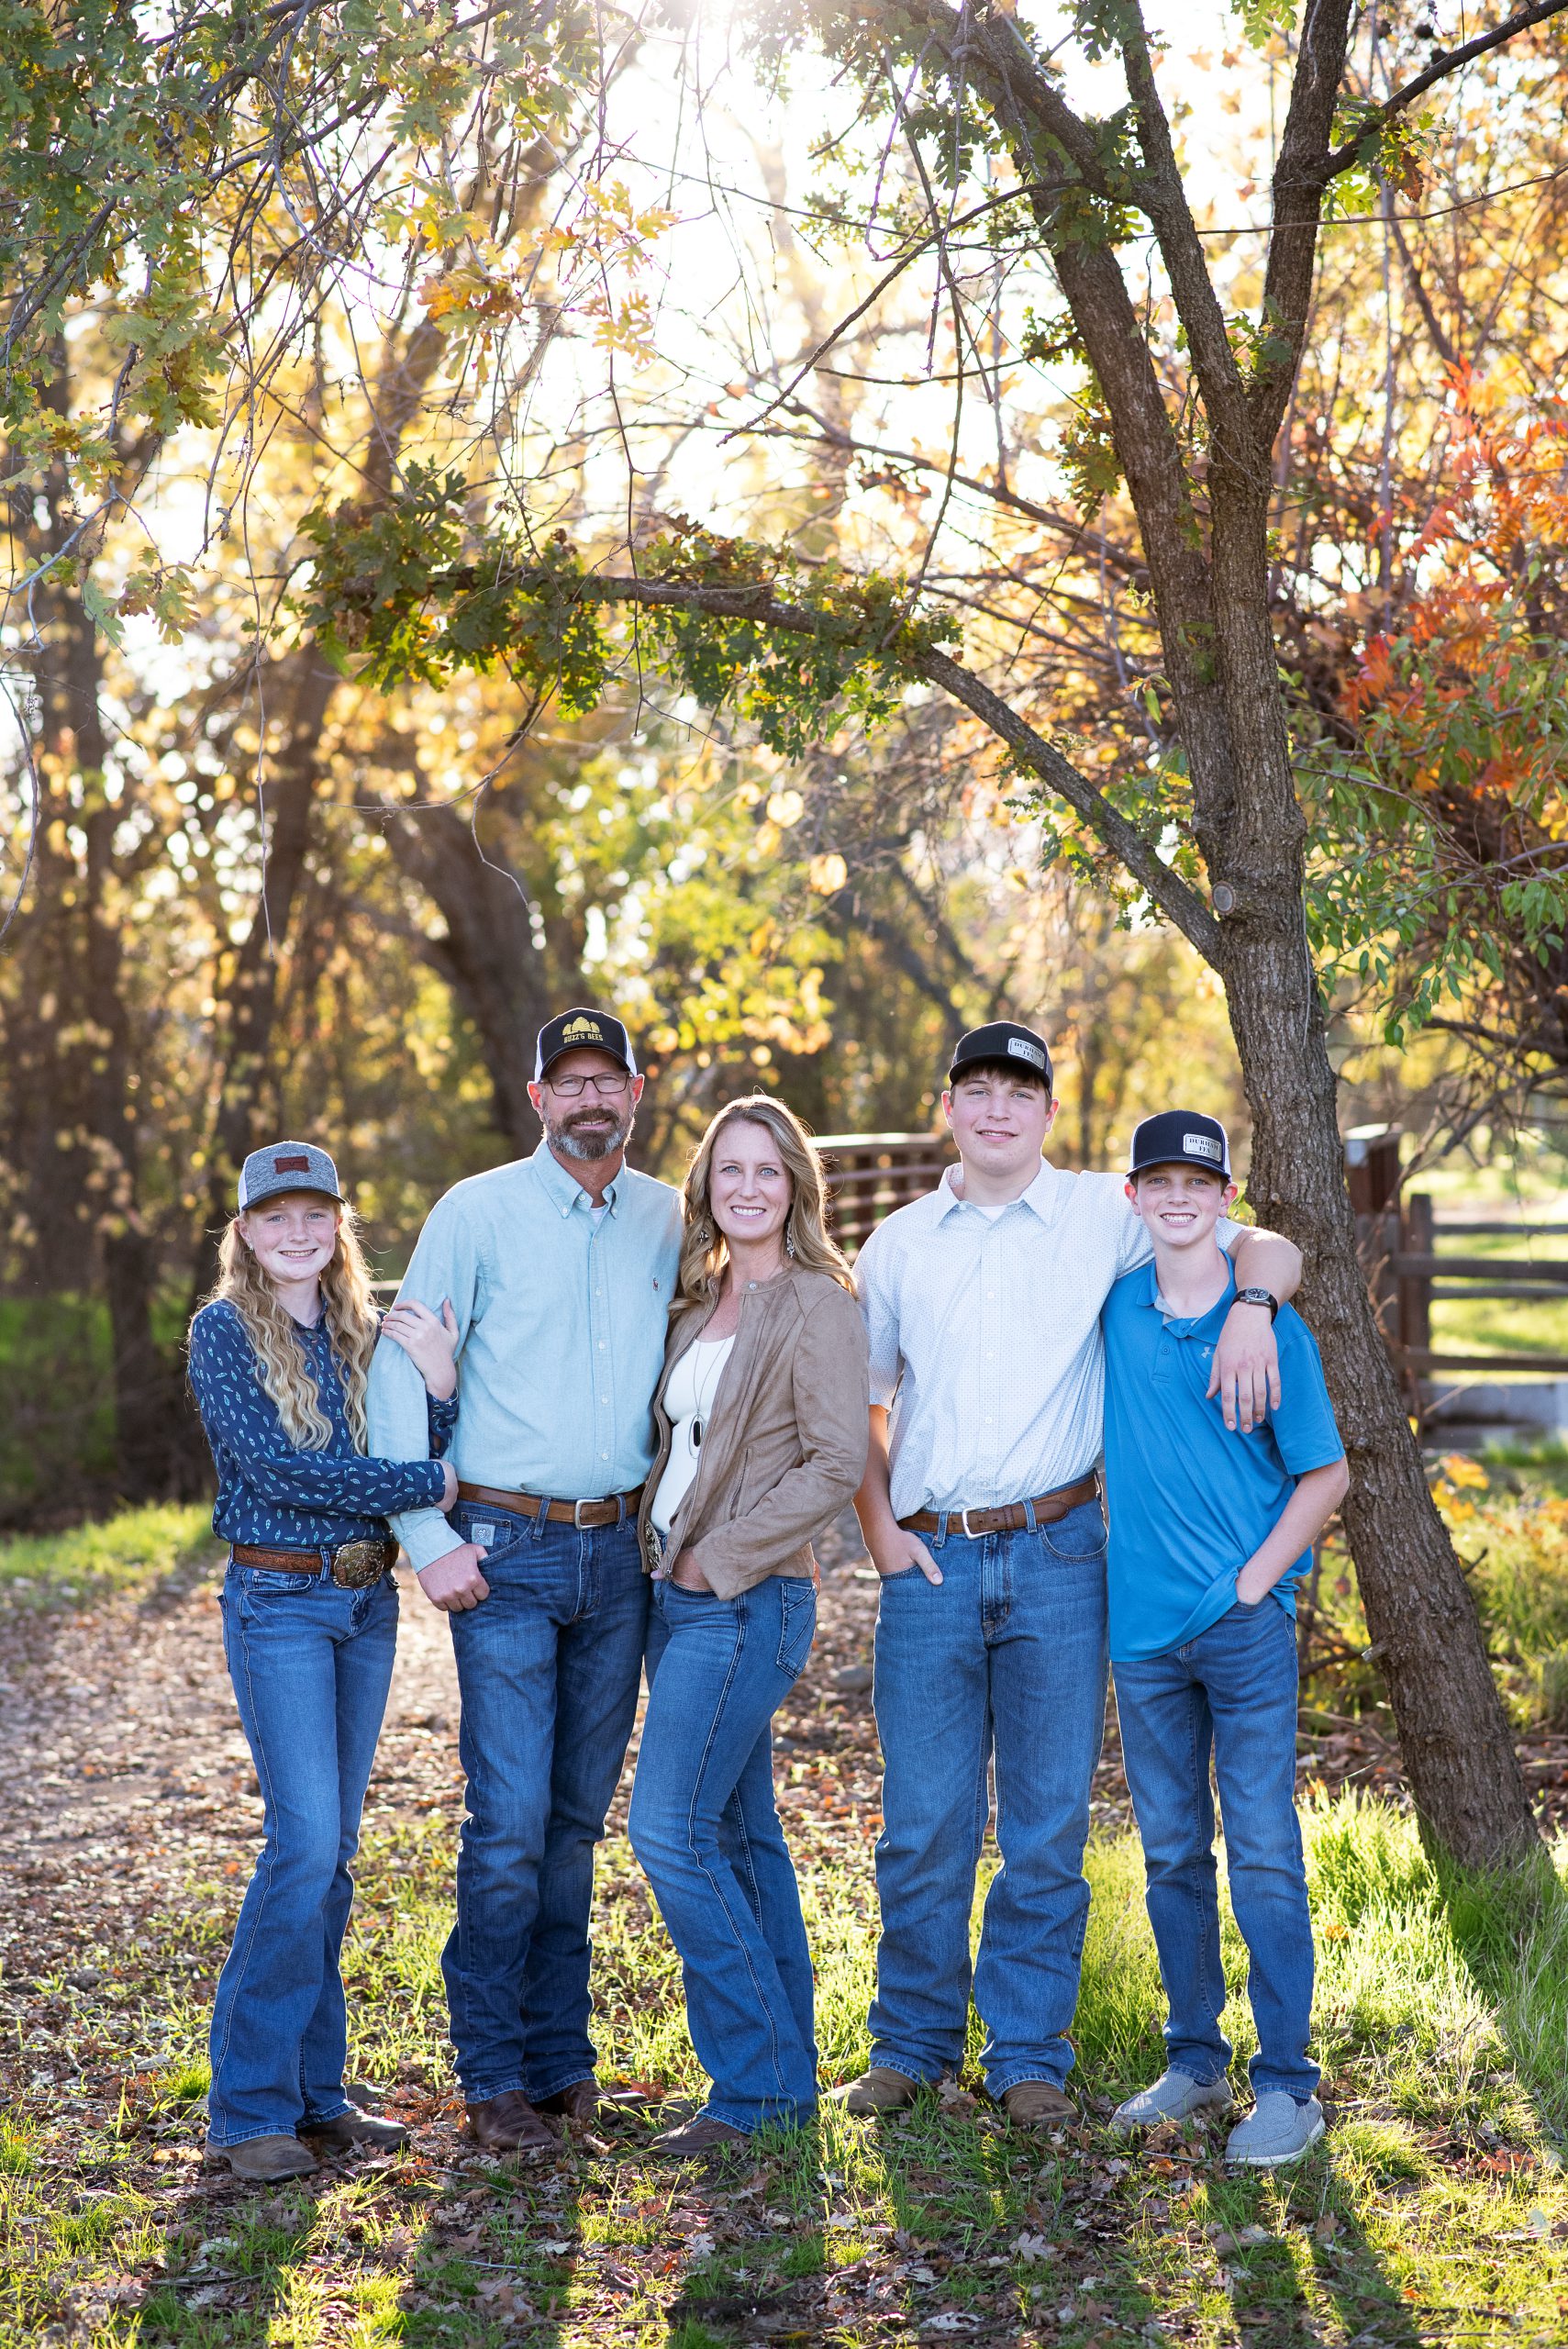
[238,1141,344,1212]
[948,1019,1052,1090]
[535,1007,638,1082]
[1128,1110,1231,1180]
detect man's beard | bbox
[545,1105,634,1164]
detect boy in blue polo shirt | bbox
[1100,1111,1348,2167]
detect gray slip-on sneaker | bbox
[1111,2069,1235,2134]
[1226,2091,1326,2166]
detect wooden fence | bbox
[1347,1125,1568,1384]
[813,1131,956,1251]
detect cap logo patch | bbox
[1184,1131,1223,1163]
[273,1153,311,1173]
[562,1014,604,1041]
[1006,1037,1046,1070]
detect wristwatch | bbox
[1234,1286,1280,1321]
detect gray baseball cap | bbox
[237,1141,344,1212]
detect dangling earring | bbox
[695,1220,712,1248]
[784,1215,796,1260]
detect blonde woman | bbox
[630,1098,869,2151]
[187,1141,460,2183]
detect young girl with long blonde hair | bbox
[187,1140,460,2183]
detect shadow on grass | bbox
[1438,1844,1568,2146]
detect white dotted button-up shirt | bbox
[857,1161,1237,1520]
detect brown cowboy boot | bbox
[465,2090,556,2153]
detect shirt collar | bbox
[1148,1248,1236,1331]
[530,1142,618,1219]
[931,1159,1061,1225]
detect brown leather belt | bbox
[898,1473,1100,1539]
[231,1537,397,1588]
[457,1480,644,1529]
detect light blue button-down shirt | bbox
[367,1144,683,1571]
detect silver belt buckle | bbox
[959,1506,982,1540]
[573,1497,605,1529]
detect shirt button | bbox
[601,1451,610,1460]
[986,1290,995,1299]
[597,1341,606,1349]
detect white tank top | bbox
[649,1335,736,1538]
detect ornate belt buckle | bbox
[331,1539,386,1589]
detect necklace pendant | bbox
[691,1419,704,1449]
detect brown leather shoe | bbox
[535,2077,598,2128]
[465,2090,556,2153]
[651,2114,751,2154]
[223,2133,318,2182]
[301,2110,408,2152]
[830,2066,923,2115]
[1001,2080,1077,2127]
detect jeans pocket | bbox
[239,1567,318,1595]
[775,1576,817,1680]
[1040,1502,1109,1562]
[456,1504,528,1565]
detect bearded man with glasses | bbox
[368,1008,680,2152]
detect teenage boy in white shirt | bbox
[840,1022,1302,2126]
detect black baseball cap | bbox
[948,1020,1052,1090]
[1128,1110,1231,1180]
[535,1007,638,1083]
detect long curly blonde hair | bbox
[674,1095,854,1319]
[210,1199,380,1450]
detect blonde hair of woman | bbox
[674,1094,852,1316]
[211,1206,379,1450]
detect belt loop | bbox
[531,1492,550,1540]
[616,1492,628,1527]
[1023,1497,1038,1533]
[933,1509,949,1552]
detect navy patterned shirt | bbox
[189,1298,457,1552]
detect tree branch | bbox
[1252,0,1355,446]
[1321,0,1568,182]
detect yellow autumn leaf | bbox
[766,788,805,827]
[808,852,848,894]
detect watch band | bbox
[1234,1286,1280,1321]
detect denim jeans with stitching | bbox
[440,1498,649,2104]
[868,1497,1109,2095]
[628,1573,818,2131]
[1113,1593,1319,2100]
[209,1561,398,2148]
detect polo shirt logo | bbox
[1184,1132,1222,1163]
[1006,1037,1046,1070]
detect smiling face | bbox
[1128,1162,1239,1251]
[528,1046,643,1163]
[238,1190,341,1288]
[943,1063,1055,1188]
[707,1117,794,1253]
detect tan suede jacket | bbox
[637,1266,870,1599]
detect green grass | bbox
[0,1502,215,1611]
[4,1798,1567,2346]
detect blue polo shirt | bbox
[1100,1253,1343,1664]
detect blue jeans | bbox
[869,1499,1109,2094]
[628,1575,818,2131]
[209,1562,398,2147]
[1113,1595,1318,2099]
[441,1500,649,2103]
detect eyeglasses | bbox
[546,1072,632,1097]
